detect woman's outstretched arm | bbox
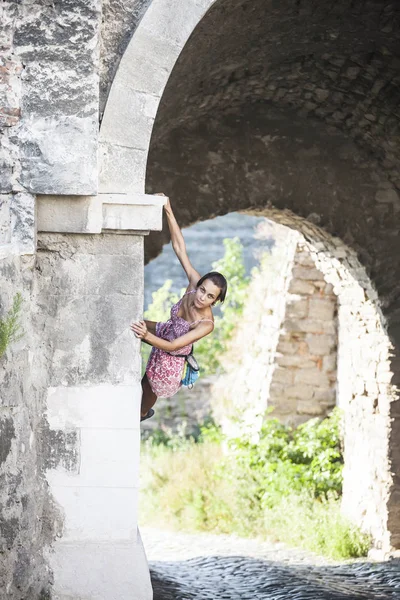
[131,319,214,352]
[159,194,201,288]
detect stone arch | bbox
[100,0,400,554]
[99,0,217,194]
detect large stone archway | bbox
[100,0,400,554]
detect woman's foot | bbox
[140,408,155,422]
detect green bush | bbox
[0,293,24,357]
[139,410,371,559]
[142,237,251,375]
[229,409,343,508]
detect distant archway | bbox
[101,0,400,553]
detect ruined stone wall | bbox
[269,241,337,426]
[210,223,299,438]
[0,6,51,596]
[0,255,54,598]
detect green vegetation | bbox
[0,293,24,357]
[142,237,250,375]
[140,409,371,559]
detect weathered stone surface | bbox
[309,298,336,321]
[36,233,143,386]
[0,195,11,244]
[0,253,55,599]
[35,232,150,600]
[306,334,336,356]
[13,0,101,195]
[99,0,152,115]
[10,192,35,254]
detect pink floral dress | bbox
[145,291,196,398]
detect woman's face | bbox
[194,279,221,309]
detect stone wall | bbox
[0,4,35,256]
[0,255,53,598]
[269,240,337,425]
[0,6,50,595]
[1,1,100,198]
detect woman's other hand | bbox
[130,320,148,340]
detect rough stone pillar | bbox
[36,233,150,599]
[35,194,164,599]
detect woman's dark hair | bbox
[196,271,227,304]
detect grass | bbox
[139,425,371,560]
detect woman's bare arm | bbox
[160,195,201,288]
[144,320,157,335]
[131,320,214,352]
[140,320,157,345]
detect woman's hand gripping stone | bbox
[130,320,148,340]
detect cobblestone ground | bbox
[141,527,400,600]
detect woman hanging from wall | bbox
[130,194,227,422]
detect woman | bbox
[131,195,227,422]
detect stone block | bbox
[285,319,324,334]
[111,25,183,98]
[18,115,98,195]
[102,193,165,232]
[47,428,140,489]
[270,367,294,385]
[288,279,315,295]
[322,353,337,371]
[46,385,140,430]
[276,340,299,354]
[285,298,309,319]
[312,388,336,403]
[10,192,35,254]
[306,334,336,356]
[37,193,166,234]
[294,368,330,387]
[309,297,336,320]
[292,266,323,281]
[285,384,314,400]
[276,355,316,368]
[293,251,316,268]
[99,142,146,194]
[100,87,158,150]
[47,536,152,600]
[37,195,102,234]
[376,188,400,210]
[297,400,325,415]
[0,195,10,244]
[50,485,138,542]
[141,0,211,48]
[0,163,13,193]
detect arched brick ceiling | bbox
[146,0,400,328]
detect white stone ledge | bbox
[37,193,166,234]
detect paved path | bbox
[141,527,400,600]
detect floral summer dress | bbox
[146,291,212,398]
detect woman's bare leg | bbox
[141,373,158,417]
